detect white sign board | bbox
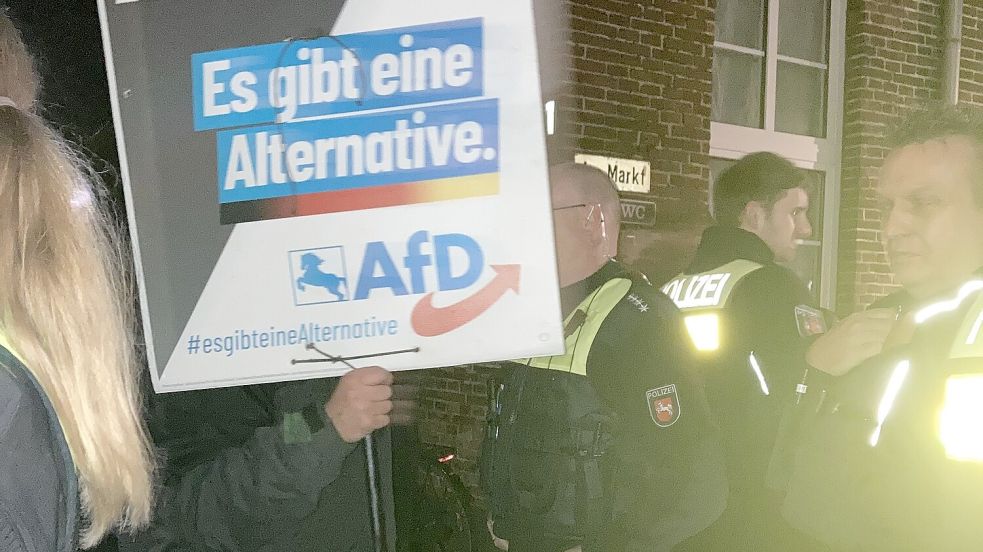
[98,0,564,392]
[575,153,651,193]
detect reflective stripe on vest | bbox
[949,286,983,359]
[662,260,762,352]
[660,259,763,312]
[520,277,633,376]
[905,279,983,461]
[934,282,983,461]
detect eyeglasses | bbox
[552,203,607,241]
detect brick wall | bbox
[414,363,504,493]
[836,0,942,313]
[559,0,715,283]
[561,0,715,269]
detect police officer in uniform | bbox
[666,152,824,551]
[782,106,983,551]
[482,163,726,552]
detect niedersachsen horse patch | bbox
[794,304,827,337]
[646,384,680,427]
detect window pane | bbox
[715,0,766,50]
[789,170,824,298]
[802,170,825,241]
[712,49,763,128]
[778,0,829,63]
[775,61,826,137]
[787,243,822,298]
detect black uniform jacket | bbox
[783,276,983,552]
[675,226,819,551]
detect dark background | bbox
[5,1,119,175]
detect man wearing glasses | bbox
[481,163,726,552]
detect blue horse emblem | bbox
[296,253,347,301]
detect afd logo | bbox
[290,230,520,336]
[289,246,349,306]
[355,231,483,301]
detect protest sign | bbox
[98,0,563,392]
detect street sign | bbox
[574,153,651,193]
[620,199,656,227]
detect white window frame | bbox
[710,0,846,308]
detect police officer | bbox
[666,152,824,551]
[482,163,726,552]
[782,106,983,551]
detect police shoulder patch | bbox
[794,304,827,337]
[646,384,680,427]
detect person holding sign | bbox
[481,163,727,552]
[119,367,408,551]
[0,13,155,552]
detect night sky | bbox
[5,1,117,164]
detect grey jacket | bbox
[0,345,79,552]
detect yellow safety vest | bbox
[865,279,983,463]
[936,282,983,463]
[660,260,763,352]
[522,277,633,376]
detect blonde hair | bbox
[0,15,154,547]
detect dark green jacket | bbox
[121,379,394,552]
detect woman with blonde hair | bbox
[0,13,155,551]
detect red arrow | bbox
[411,264,521,337]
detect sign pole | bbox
[364,433,386,552]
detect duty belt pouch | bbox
[481,275,631,540]
[574,421,614,533]
[480,361,617,540]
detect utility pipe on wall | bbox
[943,0,964,105]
